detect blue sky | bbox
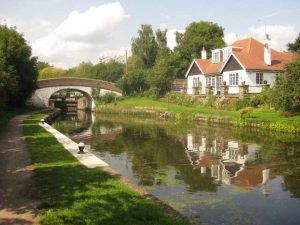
[1,0,299,68]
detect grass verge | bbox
[24,112,190,225]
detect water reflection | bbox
[52,112,300,225]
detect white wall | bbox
[187,74,206,95]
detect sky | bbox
[0,0,299,68]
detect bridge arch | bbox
[28,78,122,109]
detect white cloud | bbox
[56,2,127,43]
[166,29,184,51]
[32,2,128,68]
[3,18,53,41]
[224,33,249,45]
[225,25,297,51]
[249,25,297,51]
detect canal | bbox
[52,111,300,225]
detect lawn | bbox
[24,113,190,225]
[116,97,300,123]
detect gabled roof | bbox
[186,37,294,77]
[228,38,294,71]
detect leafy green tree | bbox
[155,28,171,58]
[173,21,225,77]
[118,69,150,95]
[39,66,65,79]
[72,61,94,78]
[92,59,124,82]
[287,33,300,53]
[37,61,50,71]
[271,55,300,112]
[148,54,175,98]
[0,24,38,106]
[131,24,158,68]
[127,55,145,72]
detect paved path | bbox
[0,115,40,225]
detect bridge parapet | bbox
[38,78,121,93]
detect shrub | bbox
[97,92,117,104]
[162,92,199,107]
[145,87,160,99]
[235,97,251,110]
[250,95,263,108]
[204,95,217,108]
[239,107,254,118]
[282,111,292,118]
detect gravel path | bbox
[0,115,40,225]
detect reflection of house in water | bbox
[185,133,275,189]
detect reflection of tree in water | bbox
[91,119,221,192]
[261,141,300,199]
[87,115,300,198]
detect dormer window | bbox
[212,49,221,64]
[222,47,232,62]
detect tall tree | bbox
[131,24,158,68]
[92,59,124,82]
[0,24,38,106]
[287,33,300,53]
[173,21,225,77]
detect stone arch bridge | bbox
[28,78,122,109]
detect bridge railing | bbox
[37,77,121,93]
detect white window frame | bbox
[256,72,264,84]
[229,73,239,86]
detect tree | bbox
[131,24,158,68]
[37,61,50,71]
[173,21,225,77]
[92,59,124,82]
[148,56,175,98]
[0,24,38,106]
[287,33,300,53]
[118,69,150,95]
[72,61,94,78]
[155,28,171,58]
[271,55,300,113]
[39,66,65,79]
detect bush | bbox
[162,92,199,107]
[94,92,117,104]
[282,111,292,118]
[239,107,254,118]
[235,97,251,110]
[204,95,217,108]
[250,95,263,108]
[145,87,160,99]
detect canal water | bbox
[52,111,300,225]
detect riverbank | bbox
[24,112,192,225]
[93,97,300,134]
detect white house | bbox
[185,35,294,95]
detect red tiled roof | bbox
[189,37,294,76]
[230,38,294,71]
[194,58,223,75]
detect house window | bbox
[216,76,222,89]
[212,50,221,64]
[206,77,212,86]
[193,77,200,87]
[256,72,264,84]
[229,73,239,85]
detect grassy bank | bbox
[24,113,190,225]
[94,97,300,134]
